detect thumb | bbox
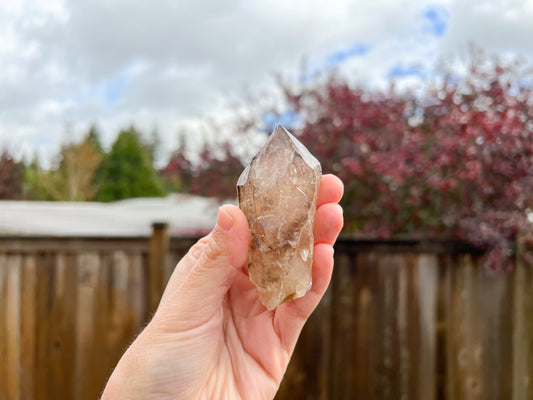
[158,204,249,329]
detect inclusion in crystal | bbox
[237,125,322,310]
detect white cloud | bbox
[0,0,531,164]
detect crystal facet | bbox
[237,125,322,310]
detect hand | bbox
[102,174,344,400]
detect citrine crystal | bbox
[237,125,322,310]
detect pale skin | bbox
[101,174,344,400]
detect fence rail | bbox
[0,228,531,399]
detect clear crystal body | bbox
[237,125,322,310]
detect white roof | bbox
[0,194,225,237]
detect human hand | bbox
[102,174,344,400]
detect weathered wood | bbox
[47,253,77,399]
[0,236,530,399]
[35,253,54,399]
[417,254,438,400]
[353,252,376,399]
[328,251,356,399]
[6,255,22,400]
[20,254,37,400]
[0,254,9,400]
[149,222,169,315]
[75,252,100,400]
[0,237,149,253]
[512,242,533,400]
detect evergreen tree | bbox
[95,127,165,202]
[86,124,105,154]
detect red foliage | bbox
[0,150,24,200]
[188,144,244,200]
[162,143,244,201]
[284,56,533,268]
[161,150,193,192]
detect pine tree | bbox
[95,127,165,202]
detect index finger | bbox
[316,174,344,207]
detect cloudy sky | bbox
[1,0,533,164]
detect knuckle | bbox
[204,237,223,262]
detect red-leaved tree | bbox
[162,142,244,200]
[282,51,533,267]
[0,150,24,200]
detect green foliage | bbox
[24,128,105,201]
[95,127,164,202]
[85,125,105,155]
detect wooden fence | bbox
[0,227,531,399]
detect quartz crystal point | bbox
[237,125,322,310]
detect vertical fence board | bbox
[328,251,356,399]
[94,251,112,395]
[512,256,533,400]
[75,252,100,400]
[0,255,9,400]
[446,255,484,400]
[479,261,513,399]
[397,256,409,400]
[109,251,131,361]
[149,223,169,315]
[47,253,77,399]
[518,264,533,399]
[35,253,54,399]
[20,254,37,400]
[417,254,438,400]
[6,255,22,400]
[128,252,146,333]
[374,253,401,399]
[353,252,377,399]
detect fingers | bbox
[155,205,250,330]
[317,174,344,208]
[272,178,344,348]
[314,203,344,245]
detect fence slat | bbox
[20,255,37,400]
[6,255,22,400]
[35,253,54,399]
[417,254,438,400]
[328,251,356,398]
[353,252,377,398]
[75,252,100,400]
[0,255,9,400]
[512,255,533,400]
[149,223,169,315]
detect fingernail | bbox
[217,207,234,231]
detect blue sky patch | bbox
[423,6,449,37]
[103,74,126,107]
[303,43,372,82]
[262,111,301,132]
[387,63,425,79]
[326,43,372,67]
[72,72,127,108]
